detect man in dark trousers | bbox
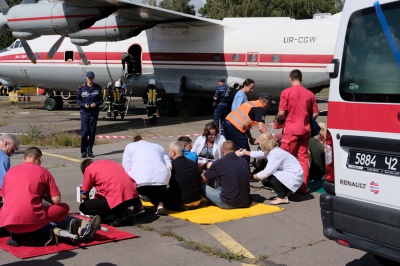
[163,141,203,211]
[121,52,135,78]
[212,78,230,129]
[76,71,103,158]
[142,79,159,125]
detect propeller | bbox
[20,39,37,64]
[76,45,89,65]
[47,35,65,59]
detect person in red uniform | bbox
[79,159,145,227]
[275,69,319,194]
[0,147,100,246]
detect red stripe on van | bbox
[328,101,400,133]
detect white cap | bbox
[148,79,156,85]
[115,81,121,87]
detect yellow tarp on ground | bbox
[142,199,284,224]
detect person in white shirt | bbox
[237,132,303,205]
[122,135,172,215]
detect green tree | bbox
[142,0,157,6]
[0,0,23,50]
[159,0,195,15]
[201,0,343,20]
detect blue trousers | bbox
[222,121,250,163]
[213,102,229,129]
[202,184,235,209]
[80,110,99,155]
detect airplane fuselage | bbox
[0,14,340,100]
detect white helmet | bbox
[115,81,121,87]
[148,79,156,85]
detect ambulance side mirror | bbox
[326,59,340,79]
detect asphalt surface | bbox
[0,96,384,265]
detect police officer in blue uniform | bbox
[76,71,104,158]
[212,78,230,129]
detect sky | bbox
[190,0,206,13]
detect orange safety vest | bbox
[226,100,263,133]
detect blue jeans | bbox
[222,121,251,163]
[202,184,235,209]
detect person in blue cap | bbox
[76,71,103,158]
[212,78,230,129]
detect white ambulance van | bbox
[321,0,400,263]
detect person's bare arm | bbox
[201,175,208,183]
[80,193,89,202]
[257,122,267,133]
[51,195,61,204]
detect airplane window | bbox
[15,41,21,48]
[232,54,240,62]
[36,52,40,59]
[272,54,280,63]
[213,54,221,61]
[248,54,257,62]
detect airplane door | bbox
[128,45,142,74]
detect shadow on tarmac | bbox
[2,250,77,266]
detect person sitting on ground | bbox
[0,147,100,246]
[192,122,226,170]
[0,133,20,208]
[308,122,326,180]
[79,159,145,227]
[163,141,203,211]
[177,136,198,163]
[201,141,252,209]
[122,135,172,215]
[240,132,303,205]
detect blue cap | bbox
[86,71,95,78]
[260,92,272,101]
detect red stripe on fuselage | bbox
[328,101,400,133]
[0,51,333,65]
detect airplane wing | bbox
[63,0,222,28]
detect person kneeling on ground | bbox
[0,147,100,246]
[238,132,303,205]
[201,140,252,209]
[79,159,145,227]
[163,141,203,211]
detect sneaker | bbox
[128,206,145,217]
[81,153,87,158]
[108,210,128,227]
[80,215,101,242]
[6,237,20,246]
[68,219,80,236]
[155,205,164,215]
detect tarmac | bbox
[0,96,384,265]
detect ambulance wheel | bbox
[44,97,57,111]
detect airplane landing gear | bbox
[44,96,63,111]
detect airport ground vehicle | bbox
[321,0,400,263]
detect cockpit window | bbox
[9,40,22,49]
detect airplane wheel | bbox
[44,97,57,111]
[158,99,176,116]
[179,98,198,117]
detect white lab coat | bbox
[250,147,303,192]
[122,140,171,187]
[191,134,226,160]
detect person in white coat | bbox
[238,132,303,205]
[122,135,172,214]
[192,122,226,160]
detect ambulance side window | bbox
[339,2,400,103]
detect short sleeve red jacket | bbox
[278,85,319,135]
[81,160,139,209]
[0,162,60,227]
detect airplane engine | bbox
[6,3,117,36]
[68,14,155,43]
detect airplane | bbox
[0,0,341,116]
